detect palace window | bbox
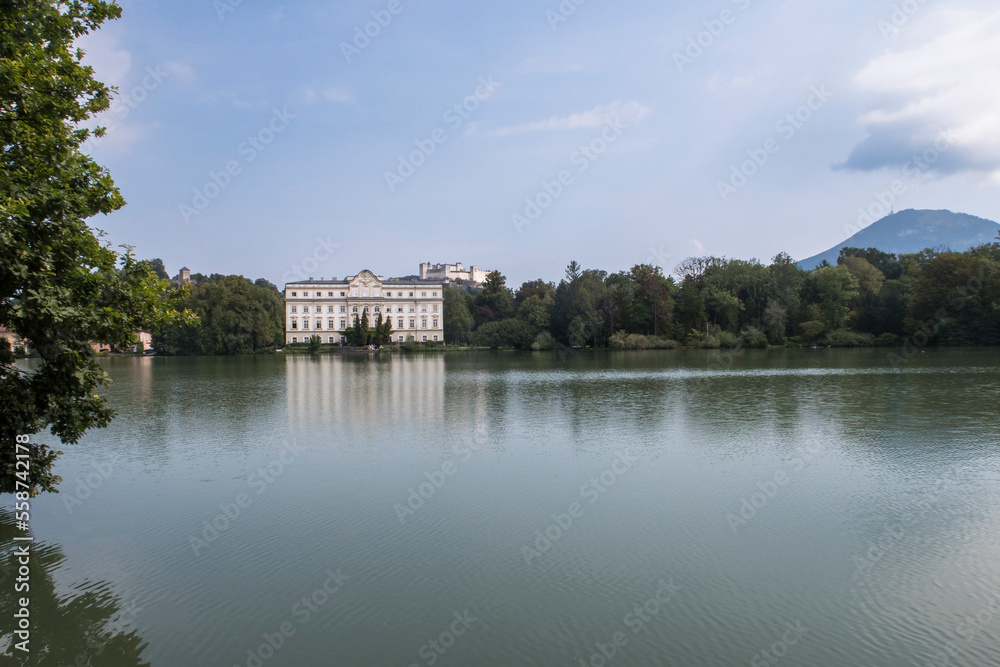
[340,319,347,329]
[328,306,334,313]
[409,319,415,328]
[409,292,413,297]
[328,319,335,329]
[340,292,346,297]
[352,306,358,313]
[433,319,438,328]
[292,337,298,343]
[290,291,297,297]
[328,337,335,343]
[374,306,380,313]
[397,307,403,313]
[291,320,298,329]
[315,321,322,330]
[328,292,333,297]
[421,306,427,312]
[340,306,346,313]
[433,335,439,341]
[433,292,438,297]
[303,306,309,313]
[409,306,415,312]
[290,306,297,313]
[421,292,426,297]
[397,318,403,328]
[432,305,438,312]
[398,335,404,342]
[397,292,403,297]
[422,335,427,342]
[303,321,309,329]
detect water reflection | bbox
[0,511,148,665]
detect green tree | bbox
[153,276,281,355]
[443,286,473,344]
[814,265,859,331]
[473,271,513,327]
[838,247,902,279]
[308,335,322,354]
[0,0,191,495]
[378,311,394,345]
[145,258,169,280]
[358,308,370,345]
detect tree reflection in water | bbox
[0,510,149,666]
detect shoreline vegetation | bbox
[143,240,1000,358]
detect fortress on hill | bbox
[418,262,490,286]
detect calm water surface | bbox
[5,348,1000,666]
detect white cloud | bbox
[488,100,651,137]
[841,5,1000,182]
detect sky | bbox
[78,0,1000,288]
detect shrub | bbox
[825,329,876,347]
[799,320,826,343]
[718,331,739,348]
[472,319,536,349]
[532,330,557,350]
[741,326,769,349]
[875,332,901,347]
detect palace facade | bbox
[284,270,444,345]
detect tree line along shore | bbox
[135,240,1000,357]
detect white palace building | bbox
[284,270,444,345]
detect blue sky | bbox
[80,0,1000,288]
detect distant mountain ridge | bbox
[798,209,1000,270]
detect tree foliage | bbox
[153,276,279,355]
[0,0,191,495]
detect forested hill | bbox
[799,210,1000,269]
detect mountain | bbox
[798,209,1000,270]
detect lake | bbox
[6,348,1000,666]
